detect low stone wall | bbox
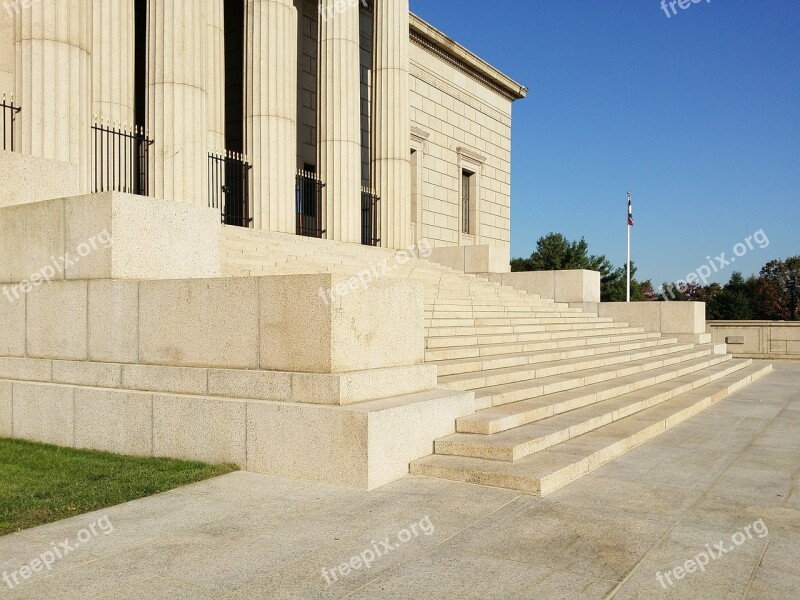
[708,321,800,360]
[490,270,601,304]
[0,192,221,283]
[429,244,511,274]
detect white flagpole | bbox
[626,192,631,303]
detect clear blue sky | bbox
[409,0,800,286]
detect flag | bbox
[627,194,634,227]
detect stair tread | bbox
[439,342,701,387]
[411,363,772,494]
[456,353,734,432]
[436,359,750,459]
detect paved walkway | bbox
[2,361,799,599]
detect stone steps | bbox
[424,330,662,361]
[434,358,749,461]
[456,353,735,434]
[425,325,648,349]
[431,336,677,377]
[439,342,701,392]
[220,226,770,496]
[410,363,772,495]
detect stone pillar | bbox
[92,0,135,124]
[372,0,411,249]
[207,0,225,152]
[318,0,361,243]
[246,0,297,232]
[15,0,93,190]
[147,0,208,206]
[0,9,13,97]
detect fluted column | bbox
[246,0,297,232]
[0,9,13,97]
[207,0,225,152]
[372,0,410,249]
[15,0,92,190]
[318,0,361,243]
[92,0,134,124]
[147,0,208,206]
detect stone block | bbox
[599,303,661,332]
[0,150,79,208]
[12,383,74,446]
[661,302,705,334]
[138,278,260,369]
[246,401,369,488]
[463,245,511,274]
[0,285,25,356]
[121,364,208,395]
[207,368,292,401]
[52,360,122,388]
[152,395,247,466]
[554,270,601,304]
[0,197,66,283]
[88,280,139,363]
[25,280,88,360]
[259,274,424,373]
[290,365,438,405]
[0,192,221,284]
[726,336,745,345]
[74,389,152,456]
[107,193,221,279]
[0,357,52,382]
[246,388,476,490]
[0,381,11,437]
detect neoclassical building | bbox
[0,0,525,263]
[1,2,754,496]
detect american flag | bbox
[627,193,634,227]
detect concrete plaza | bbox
[2,361,798,599]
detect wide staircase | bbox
[222,226,772,496]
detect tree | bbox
[512,232,651,302]
[756,257,800,320]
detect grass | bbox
[0,438,238,535]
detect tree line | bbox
[512,233,799,320]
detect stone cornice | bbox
[409,13,528,102]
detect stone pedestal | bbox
[372,0,411,249]
[318,0,361,243]
[147,0,208,207]
[92,0,135,124]
[15,0,93,191]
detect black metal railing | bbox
[296,169,326,238]
[361,188,381,246]
[92,120,153,195]
[1,94,21,152]
[209,151,252,227]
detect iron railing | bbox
[361,188,381,246]
[1,94,21,152]
[296,169,326,238]
[209,151,252,227]
[92,120,153,195]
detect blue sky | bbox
[409,0,800,286]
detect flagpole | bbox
[626,192,631,303]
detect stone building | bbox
[0,1,770,494]
[0,0,525,269]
